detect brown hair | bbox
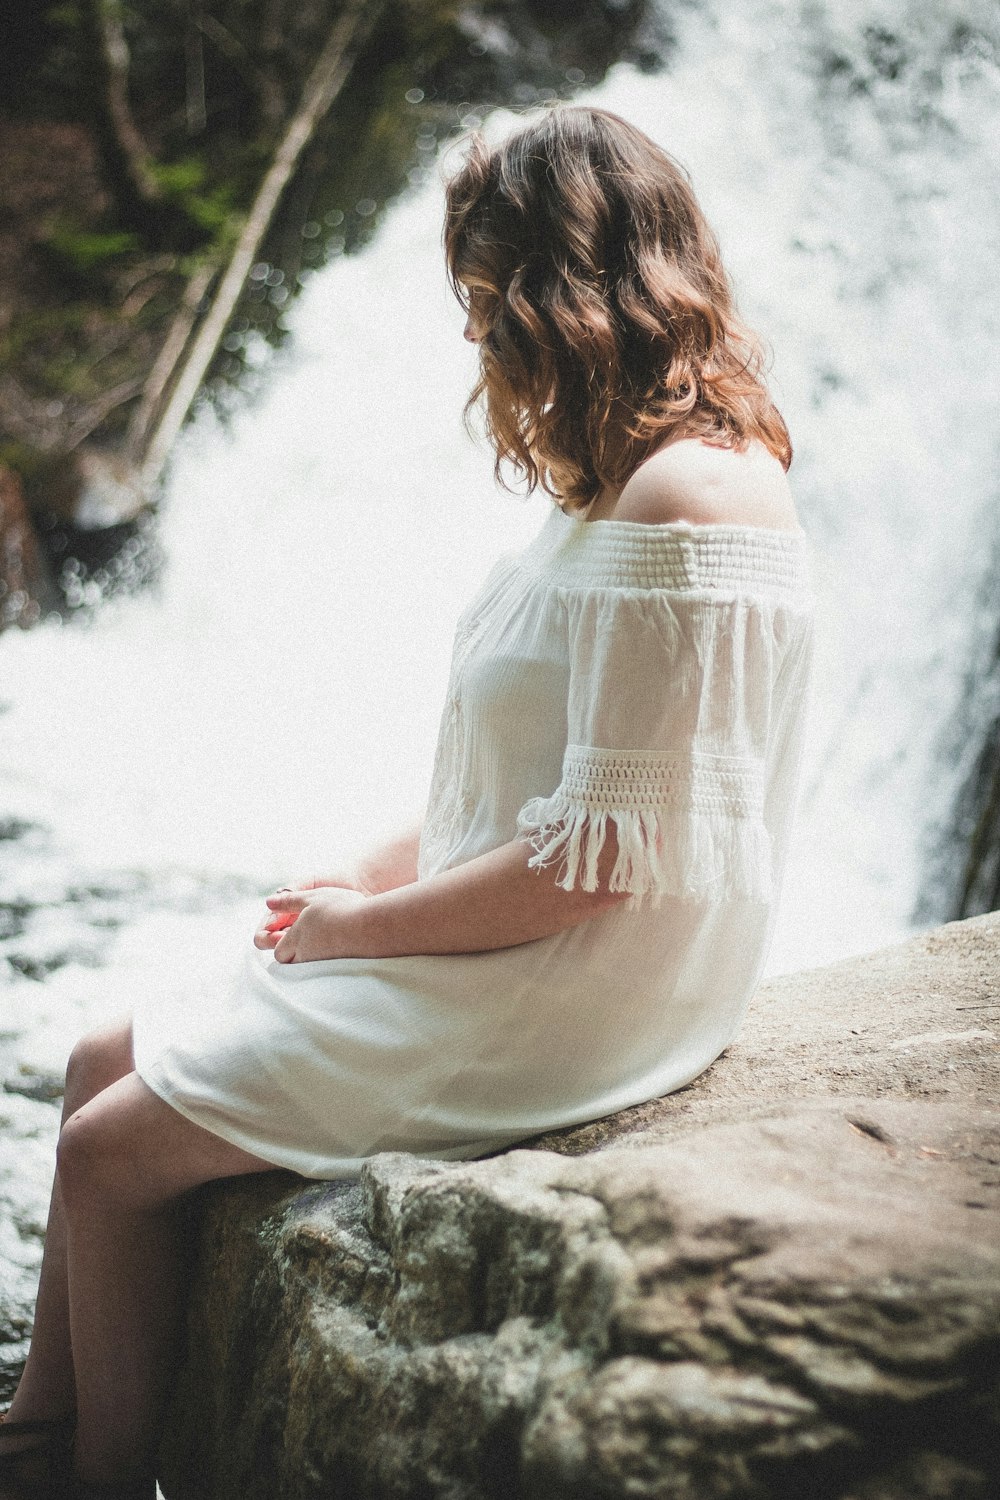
[443,105,792,510]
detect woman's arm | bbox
[257,832,630,963]
[346,818,424,895]
[255,820,424,948]
[325,822,425,888]
[284,818,424,897]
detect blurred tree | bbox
[0,0,666,621]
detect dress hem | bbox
[134,1057,311,1176]
[133,1054,531,1181]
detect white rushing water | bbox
[2,0,999,1381]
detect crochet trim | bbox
[516,746,772,905]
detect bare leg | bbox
[5,1016,136,1424]
[56,1071,280,1491]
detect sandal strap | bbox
[0,1420,76,1486]
[0,1414,76,1437]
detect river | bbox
[2,0,999,1403]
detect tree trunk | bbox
[124,264,216,464]
[139,0,385,490]
[78,0,169,231]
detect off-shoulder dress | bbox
[132,504,814,1177]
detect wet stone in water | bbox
[3,1072,65,1104]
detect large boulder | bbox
[158,915,1000,1500]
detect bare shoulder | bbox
[612,438,800,531]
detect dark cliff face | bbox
[918,579,1000,924]
[952,707,1000,916]
[0,0,668,620]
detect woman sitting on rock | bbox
[0,104,812,1498]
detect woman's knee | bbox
[59,1071,280,1214]
[62,1016,135,1118]
[56,1106,106,1206]
[57,1081,144,1210]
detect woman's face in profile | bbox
[462,285,491,344]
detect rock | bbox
[65,444,149,529]
[530,909,1000,1156]
[158,916,1000,1500]
[0,463,56,628]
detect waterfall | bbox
[2,0,998,1391]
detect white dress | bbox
[132,505,814,1178]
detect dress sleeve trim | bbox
[515,745,773,905]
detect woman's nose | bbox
[463,315,479,343]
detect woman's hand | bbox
[253,824,628,965]
[253,869,371,952]
[257,886,370,964]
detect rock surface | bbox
[159,916,1000,1500]
[0,464,55,628]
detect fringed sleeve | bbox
[514,578,795,906]
[516,746,773,904]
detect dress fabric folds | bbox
[132,504,814,1179]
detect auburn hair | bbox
[443,106,792,510]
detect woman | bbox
[0,105,812,1497]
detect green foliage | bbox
[0,441,48,479]
[149,157,241,240]
[149,157,208,195]
[7,0,654,496]
[182,191,239,237]
[44,225,140,270]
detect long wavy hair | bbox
[443,106,792,510]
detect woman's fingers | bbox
[274,928,297,963]
[255,909,297,948]
[255,916,298,949]
[254,888,309,951]
[266,890,309,913]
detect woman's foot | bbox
[1,1415,156,1498]
[0,1412,76,1496]
[71,1482,157,1500]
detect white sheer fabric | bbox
[133,505,814,1178]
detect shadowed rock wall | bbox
[159,914,1000,1500]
